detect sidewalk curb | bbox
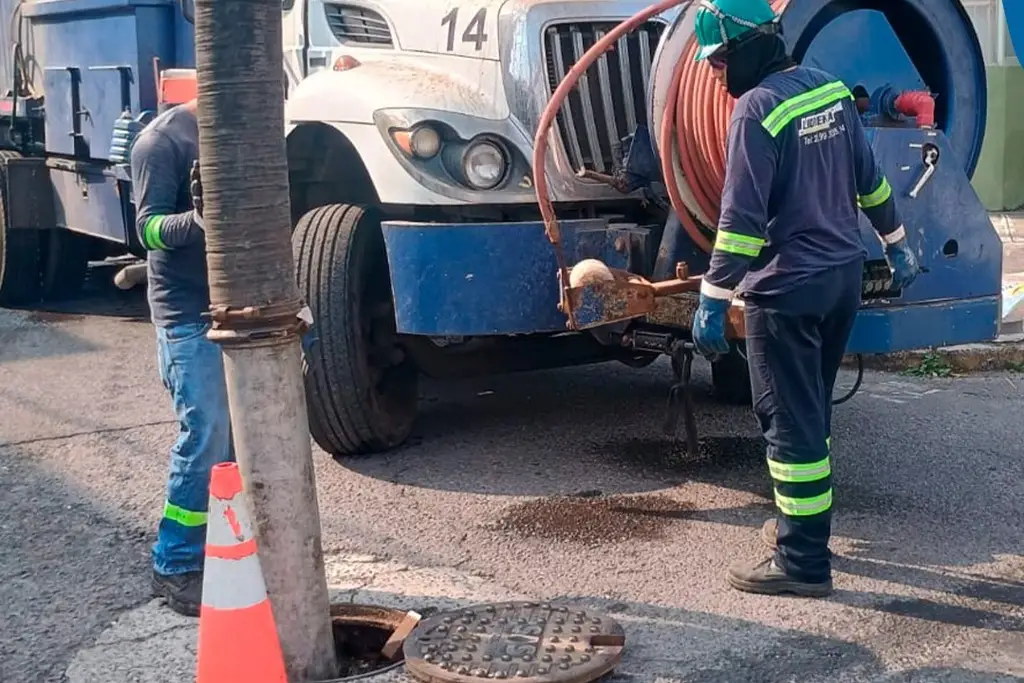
[847,333,1024,373]
[992,212,1023,243]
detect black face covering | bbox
[724,32,796,98]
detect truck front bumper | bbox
[381,219,1002,353]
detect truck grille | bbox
[324,4,394,46]
[544,21,665,173]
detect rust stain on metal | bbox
[566,271,657,329]
[403,602,626,683]
[562,264,745,335]
[646,294,746,337]
[491,493,693,545]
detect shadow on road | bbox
[0,447,153,683]
[11,262,150,322]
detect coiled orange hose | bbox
[533,0,789,262]
[661,0,789,252]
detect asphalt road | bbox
[1,267,1022,682]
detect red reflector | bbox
[332,55,361,71]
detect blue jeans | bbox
[153,321,233,576]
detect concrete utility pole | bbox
[192,0,338,679]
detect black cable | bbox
[832,353,864,406]
[735,343,863,405]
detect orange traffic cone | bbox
[196,462,288,683]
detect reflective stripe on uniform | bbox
[775,488,833,517]
[761,81,853,138]
[143,215,168,250]
[880,224,906,245]
[163,500,208,527]
[715,230,765,257]
[826,436,831,450]
[767,455,831,483]
[858,177,892,209]
[700,279,735,300]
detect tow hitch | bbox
[627,329,700,457]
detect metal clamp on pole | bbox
[203,300,312,347]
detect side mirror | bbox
[181,0,194,24]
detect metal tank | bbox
[20,0,194,161]
[640,0,1004,354]
[0,0,196,307]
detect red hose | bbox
[661,0,790,252]
[532,0,686,328]
[894,91,935,128]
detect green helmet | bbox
[694,0,778,62]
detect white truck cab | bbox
[284,0,679,211]
[281,0,684,458]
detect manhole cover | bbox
[403,601,625,683]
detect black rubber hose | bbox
[735,346,864,405]
[832,354,864,406]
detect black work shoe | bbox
[761,518,778,550]
[152,570,203,617]
[727,558,833,597]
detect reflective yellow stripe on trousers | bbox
[163,500,208,527]
[767,455,831,483]
[774,488,833,517]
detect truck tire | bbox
[711,342,752,406]
[0,149,41,306]
[40,229,91,302]
[293,203,418,456]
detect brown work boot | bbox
[152,570,203,617]
[761,518,778,550]
[727,558,833,597]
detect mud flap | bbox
[4,156,55,232]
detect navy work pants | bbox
[743,259,863,582]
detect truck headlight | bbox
[461,140,507,190]
[409,126,441,159]
[392,124,442,159]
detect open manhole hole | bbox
[403,601,625,682]
[321,603,421,681]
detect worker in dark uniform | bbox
[689,0,920,596]
[130,99,232,616]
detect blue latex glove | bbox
[692,294,731,359]
[301,326,318,354]
[885,237,921,290]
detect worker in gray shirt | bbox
[130,99,232,616]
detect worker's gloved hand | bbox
[691,294,731,360]
[190,160,205,230]
[885,237,920,290]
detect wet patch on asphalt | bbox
[605,436,765,475]
[25,311,86,323]
[491,492,694,545]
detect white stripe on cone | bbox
[202,554,271,611]
[202,489,270,611]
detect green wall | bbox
[972,65,1024,212]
